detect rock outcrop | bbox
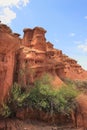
[16,26,87,87]
[0,24,87,102]
[0,23,87,129]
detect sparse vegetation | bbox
[74,80,87,92]
[63,78,87,93]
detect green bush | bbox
[0,83,29,117]
[55,85,79,115]
[0,74,79,118]
[28,74,55,112]
[10,83,30,108]
[0,103,11,118]
[28,76,79,116]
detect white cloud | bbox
[0,0,30,24]
[69,33,75,37]
[84,16,87,19]
[0,7,16,24]
[0,0,29,8]
[78,39,87,52]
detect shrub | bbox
[0,74,79,118]
[28,74,55,112]
[28,75,79,116]
[0,103,11,118]
[10,83,29,108]
[63,78,87,93]
[55,85,79,115]
[2,82,29,117]
[74,80,87,89]
[63,78,75,85]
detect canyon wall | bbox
[0,23,87,102]
[0,24,20,103]
[0,23,87,128]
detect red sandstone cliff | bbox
[1,24,87,129]
[17,26,87,87]
[0,23,87,103]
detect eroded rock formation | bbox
[17,26,87,88]
[0,23,87,128]
[0,23,87,102]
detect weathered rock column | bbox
[31,27,47,51]
[22,28,33,47]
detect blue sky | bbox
[0,0,87,70]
